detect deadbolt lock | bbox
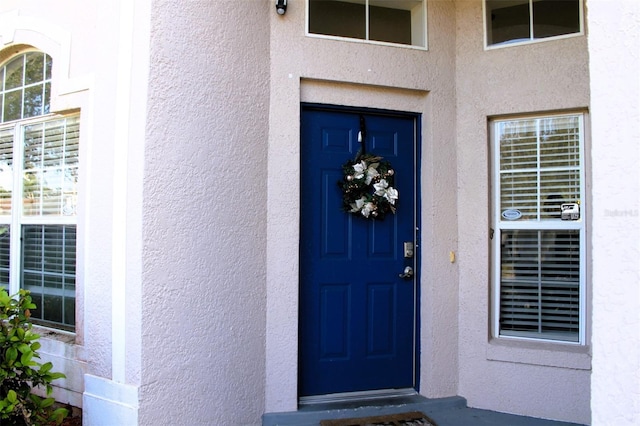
[403,242,414,258]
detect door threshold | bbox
[299,388,417,407]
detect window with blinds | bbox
[492,114,585,343]
[0,51,77,331]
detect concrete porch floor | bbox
[262,394,586,426]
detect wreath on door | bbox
[338,154,398,219]
[337,115,398,220]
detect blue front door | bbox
[299,105,419,397]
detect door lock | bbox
[399,266,414,280]
[403,241,414,258]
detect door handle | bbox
[399,266,414,280]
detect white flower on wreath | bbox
[360,201,376,217]
[349,197,365,213]
[373,179,399,205]
[350,197,375,218]
[353,161,380,185]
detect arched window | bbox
[0,50,77,331]
[1,51,52,122]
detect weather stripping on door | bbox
[299,388,418,406]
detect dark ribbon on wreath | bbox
[338,115,399,220]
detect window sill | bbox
[484,32,584,51]
[487,338,591,370]
[33,325,76,345]
[305,33,428,51]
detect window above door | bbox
[307,0,427,49]
[484,0,583,48]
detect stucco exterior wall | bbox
[5,1,638,425]
[589,1,640,425]
[140,1,270,424]
[454,1,591,424]
[0,1,144,411]
[265,0,459,414]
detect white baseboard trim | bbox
[82,374,138,425]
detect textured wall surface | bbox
[264,0,459,413]
[0,0,125,406]
[454,1,591,424]
[140,1,270,425]
[589,1,640,425]
[5,1,637,425]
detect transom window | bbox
[485,0,582,47]
[0,51,78,331]
[492,113,585,344]
[307,0,426,48]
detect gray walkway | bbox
[262,395,586,426]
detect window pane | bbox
[22,225,76,330]
[309,0,425,47]
[487,0,581,46]
[309,0,366,40]
[495,114,583,343]
[501,171,538,219]
[539,115,580,168]
[3,89,22,122]
[43,82,51,115]
[0,127,13,216]
[499,116,581,222]
[45,55,52,80]
[23,85,44,118]
[486,0,531,45]
[64,277,75,326]
[1,53,52,123]
[540,170,580,220]
[500,229,580,341]
[0,225,9,293]
[24,52,45,85]
[369,1,414,45]
[23,116,80,216]
[499,119,537,170]
[4,56,24,91]
[532,0,580,39]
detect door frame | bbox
[298,102,422,400]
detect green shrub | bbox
[0,289,68,425]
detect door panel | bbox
[299,106,418,397]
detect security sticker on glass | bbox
[561,203,580,220]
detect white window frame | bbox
[0,50,78,332]
[305,0,428,50]
[483,0,585,50]
[491,112,586,345]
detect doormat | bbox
[320,411,437,426]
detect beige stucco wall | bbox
[1,0,616,424]
[589,1,640,425]
[265,0,460,414]
[455,1,591,424]
[265,1,592,423]
[0,1,143,409]
[140,1,270,424]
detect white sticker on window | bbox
[501,209,522,220]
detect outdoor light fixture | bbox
[276,0,287,15]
